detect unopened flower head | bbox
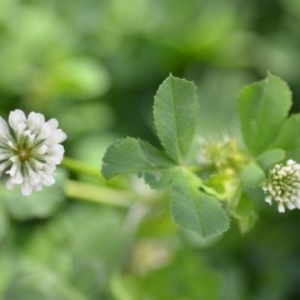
[197,135,247,175]
[0,109,67,196]
[262,159,300,213]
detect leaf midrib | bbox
[169,78,182,163]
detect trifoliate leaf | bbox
[170,172,229,239]
[153,75,199,163]
[238,74,292,155]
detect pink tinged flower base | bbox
[0,109,67,196]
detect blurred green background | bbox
[1,0,300,299]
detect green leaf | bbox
[202,173,235,200]
[153,74,199,163]
[240,162,266,187]
[238,74,292,155]
[170,172,229,239]
[270,114,300,161]
[256,148,285,171]
[233,193,258,234]
[102,137,176,189]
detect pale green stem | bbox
[62,156,104,182]
[62,157,158,207]
[64,180,134,207]
[62,156,127,189]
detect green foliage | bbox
[0,169,67,221]
[270,114,300,161]
[99,74,300,269]
[103,72,300,242]
[171,172,229,238]
[103,75,229,239]
[232,193,258,234]
[240,162,266,188]
[135,249,223,299]
[3,261,86,300]
[238,74,292,155]
[48,58,111,100]
[256,148,286,171]
[2,1,300,298]
[153,75,199,163]
[102,137,175,189]
[238,74,300,164]
[0,206,8,242]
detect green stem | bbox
[62,157,159,207]
[62,156,127,189]
[62,156,104,181]
[64,180,134,207]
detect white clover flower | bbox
[0,109,67,196]
[262,159,300,213]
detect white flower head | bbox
[0,109,67,196]
[262,159,300,213]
